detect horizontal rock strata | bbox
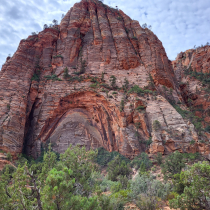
[0,0,209,159]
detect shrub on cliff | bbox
[205,125,210,132]
[31,73,40,81]
[109,75,117,89]
[128,85,144,95]
[45,74,62,81]
[122,78,129,92]
[52,19,58,26]
[43,24,48,29]
[152,120,161,131]
[63,67,70,79]
[120,99,124,112]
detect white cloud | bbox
[0,0,210,68]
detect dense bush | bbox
[170,161,210,210]
[154,152,163,165]
[0,145,98,209]
[95,147,130,167]
[130,152,152,171]
[1,141,207,210]
[161,151,185,180]
[107,156,131,181]
[130,174,172,210]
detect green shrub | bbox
[130,152,152,170]
[53,54,63,58]
[100,178,117,192]
[69,76,83,82]
[111,189,131,203]
[154,152,163,165]
[31,73,39,81]
[166,192,179,201]
[161,151,185,180]
[107,156,131,181]
[120,100,124,112]
[117,175,129,190]
[100,83,110,89]
[205,125,210,132]
[109,75,117,89]
[128,85,144,95]
[95,147,130,167]
[129,174,172,200]
[116,16,122,21]
[144,89,153,94]
[6,153,12,162]
[44,74,62,81]
[182,152,200,161]
[132,37,138,40]
[90,77,98,83]
[136,106,145,112]
[152,120,161,131]
[73,59,86,75]
[145,137,152,147]
[63,67,70,79]
[190,140,195,145]
[122,78,129,92]
[90,83,98,89]
[135,194,158,210]
[0,164,16,176]
[169,161,210,210]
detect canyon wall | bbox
[0,0,209,160]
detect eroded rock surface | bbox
[0,0,209,159]
[172,46,210,124]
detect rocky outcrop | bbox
[172,46,210,124]
[0,0,209,159]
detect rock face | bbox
[172,45,210,159]
[0,0,209,159]
[172,46,210,124]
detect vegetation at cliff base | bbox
[0,145,209,210]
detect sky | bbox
[0,0,210,68]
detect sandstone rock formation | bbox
[172,46,210,124]
[0,0,209,159]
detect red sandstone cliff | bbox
[0,0,209,160]
[172,46,210,125]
